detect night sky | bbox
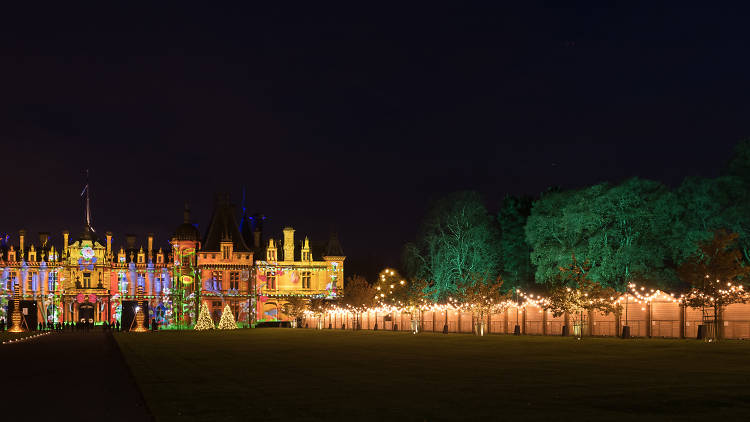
[1,4,748,280]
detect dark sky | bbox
[1,4,748,280]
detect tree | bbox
[525,184,609,284]
[217,304,237,330]
[588,178,677,289]
[404,191,501,301]
[343,275,375,330]
[194,302,215,330]
[282,296,308,328]
[373,268,409,307]
[678,230,750,340]
[457,274,511,336]
[308,297,330,329]
[526,179,677,289]
[497,195,533,291]
[544,255,618,337]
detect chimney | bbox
[39,232,49,247]
[283,227,295,262]
[253,231,261,250]
[126,234,136,250]
[147,233,154,258]
[62,230,69,256]
[252,214,264,249]
[18,229,26,253]
[105,232,113,256]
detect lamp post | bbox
[622,284,630,339]
[513,288,521,335]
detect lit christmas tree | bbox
[194,302,215,330]
[217,304,237,330]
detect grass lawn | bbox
[115,329,750,421]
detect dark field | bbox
[115,329,750,421]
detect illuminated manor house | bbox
[0,194,344,329]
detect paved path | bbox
[1,331,152,421]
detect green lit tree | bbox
[526,179,677,290]
[404,191,501,301]
[525,184,608,284]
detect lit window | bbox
[266,271,276,290]
[118,272,127,292]
[212,271,223,290]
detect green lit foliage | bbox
[497,195,533,291]
[678,230,750,337]
[526,178,678,290]
[587,178,677,289]
[404,191,501,302]
[525,184,609,285]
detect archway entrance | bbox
[79,303,95,323]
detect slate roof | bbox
[202,193,251,252]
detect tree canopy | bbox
[404,191,501,302]
[402,140,750,296]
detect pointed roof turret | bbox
[203,193,251,252]
[324,232,344,257]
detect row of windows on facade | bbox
[265,250,313,261]
[5,268,315,292]
[4,271,59,291]
[115,251,254,264]
[262,271,312,289]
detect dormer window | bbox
[222,245,231,260]
[138,255,144,263]
[157,254,163,264]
